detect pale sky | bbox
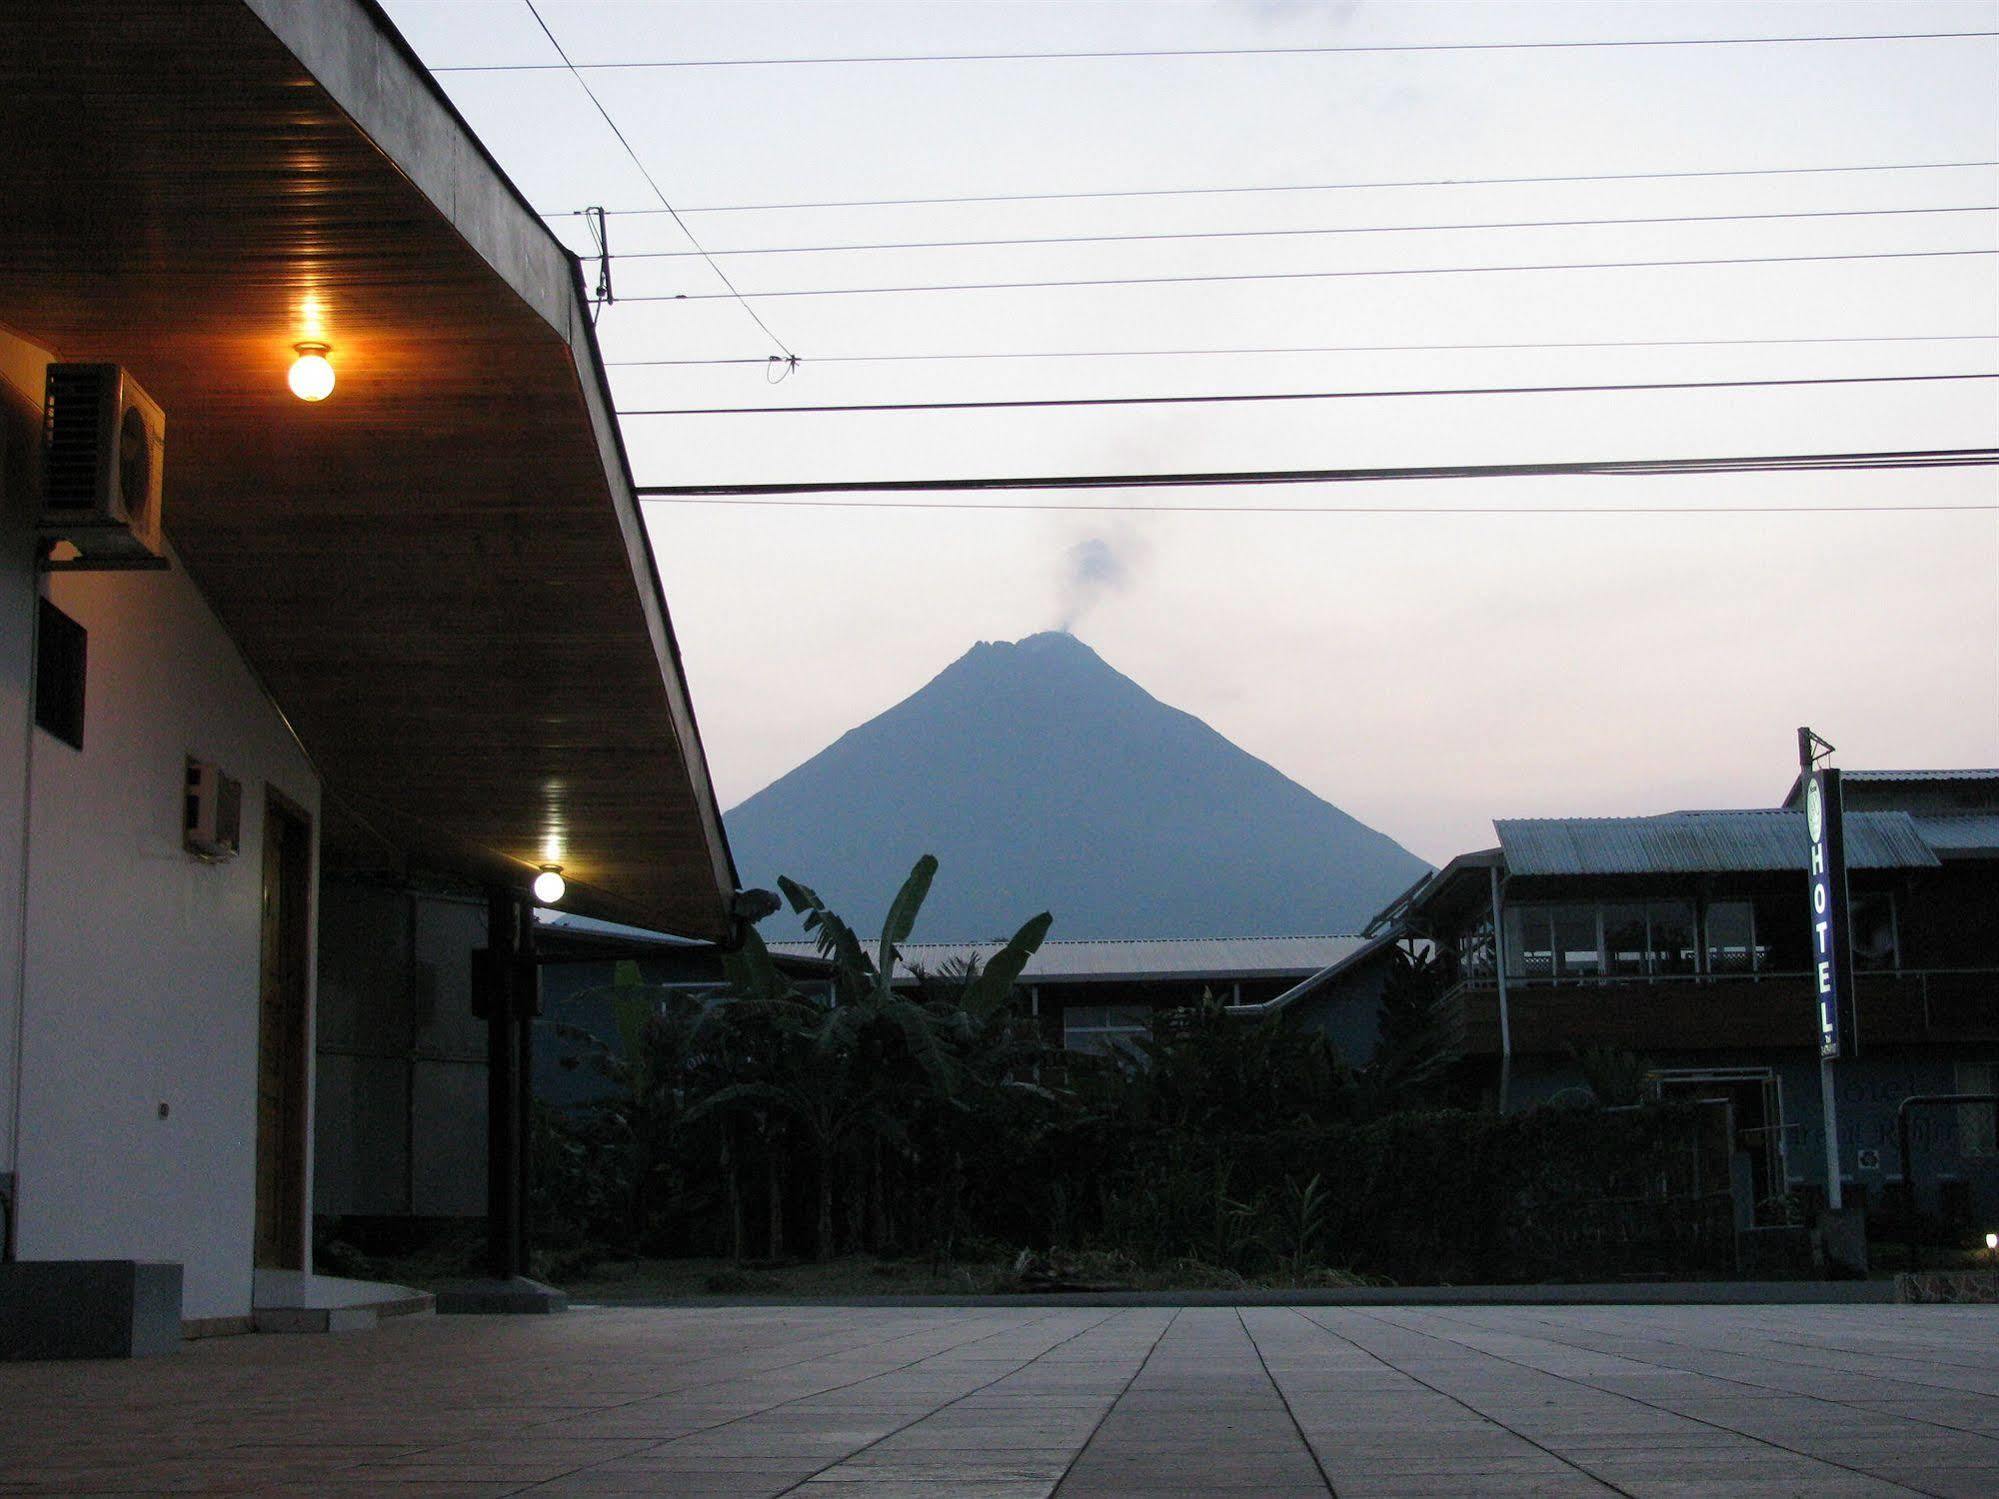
[385,0,1999,865]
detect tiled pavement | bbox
[2,1303,1996,1496]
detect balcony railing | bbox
[1444,968,1999,1055]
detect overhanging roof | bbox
[1911,813,1999,859]
[1228,930,1405,1016]
[0,0,736,938]
[1495,810,1940,876]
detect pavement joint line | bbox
[1235,1306,1338,1497]
[768,1308,1128,1496]
[331,1311,953,1481]
[479,1308,1074,1494]
[1758,1331,1999,1374]
[1436,1305,1999,1441]
[1289,1306,1638,1498]
[508,1307,1062,1440]
[600,1308,1077,1451]
[1598,1307,1999,1387]
[1050,1306,1181,1498]
[1357,1306,1948,1499]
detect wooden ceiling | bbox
[0,0,738,940]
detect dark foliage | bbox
[532,861,1732,1286]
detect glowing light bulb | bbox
[288,343,335,402]
[533,865,566,905]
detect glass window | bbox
[1603,904,1649,977]
[1648,901,1697,975]
[1063,1004,1151,1057]
[1552,905,1602,979]
[1849,891,1899,971]
[1706,902,1757,974]
[1504,907,1552,980]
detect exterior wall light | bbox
[287,342,335,402]
[532,864,566,905]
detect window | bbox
[1603,904,1649,977]
[1849,890,1899,972]
[33,598,85,750]
[1504,907,1552,980]
[1705,901,1759,974]
[1063,1004,1151,1057]
[1506,900,1704,980]
[1503,904,1605,980]
[1956,1062,1995,1160]
[1551,905,1602,979]
[1648,902,1698,975]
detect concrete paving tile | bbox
[0,1304,1992,1497]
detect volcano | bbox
[724,632,1428,941]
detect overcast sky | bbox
[385,0,1998,865]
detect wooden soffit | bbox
[0,0,738,939]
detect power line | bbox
[616,371,1999,419]
[517,0,796,361]
[636,448,1999,503]
[566,158,1999,217]
[605,334,1999,370]
[615,247,1998,302]
[438,29,1999,73]
[597,204,1999,261]
[606,334,1999,370]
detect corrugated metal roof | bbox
[1842,769,1999,783]
[1495,809,1939,877]
[1780,767,1999,807]
[765,935,1368,983]
[1913,813,1999,858]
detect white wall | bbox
[0,332,41,1177]
[1,328,321,1322]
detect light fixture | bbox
[1987,1231,1998,1252]
[287,342,335,402]
[532,864,566,905]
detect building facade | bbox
[1363,771,1998,1225]
[1,0,741,1350]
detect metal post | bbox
[1490,864,1512,1114]
[480,886,531,1281]
[1818,1060,1843,1212]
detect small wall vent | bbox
[184,759,242,861]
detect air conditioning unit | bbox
[183,759,242,860]
[39,363,167,569]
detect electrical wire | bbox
[436,29,1999,73]
[614,247,1998,302]
[599,204,1999,260]
[615,371,1999,419]
[604,334,1999,369]
[565,160,1999,217]
[635,448,1999,503]
[518,0,797,361]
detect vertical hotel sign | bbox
[1804,767,1852,1060]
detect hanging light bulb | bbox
[532,864,566,905]
[288,342,335,402]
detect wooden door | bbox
[254,791,312,1269]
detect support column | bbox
[482,886,528,1280]
[436,884,564,1314]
